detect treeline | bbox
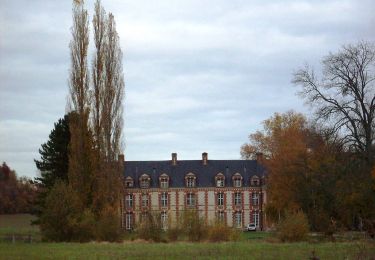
[34,0,124,242]
[242,42,375,234]
[0,162,37,214]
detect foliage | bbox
[276,211,309,242]
[0,163,37,214]
[95,205,122,242]
[207,221,239,242]
[34,114,71,222]
[166,226,180,242]
[137,212,163,242]
[181,210,207,242]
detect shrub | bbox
[137,212,162,242]
[276,211,309,242]
[207,221,239,242]
[182,210,207,242]
[95,206,122,242]
[166,226,180,242]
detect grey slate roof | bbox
[124,160,266,188]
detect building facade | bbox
[121,152,266,230]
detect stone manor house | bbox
[121,152,267,230]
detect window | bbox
[140,174,150,188]
[125,213,133,230]
[234,211,242,228]
[125,194,133,208]
[215,173,225,187]
[161,211,168,230]
[232,173,242,187]
[217,211,225,222]
[185,173,196,188]
[252,193,259,206]
[251,176,260,186]
[234,192,242,206]
[142,194,149,207]
[186,193,195,207]
[253,212,259,227]
[125,177,134,188]
[160,178,169,188]
[161,192,168,207]
[217,192,224,206]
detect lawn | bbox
[0,214,374,259]
[1,241,374,259]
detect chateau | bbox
[121,152,267,230]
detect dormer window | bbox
[125,177,134,188]
[159,173,169,189]
[251,175,260,186]
[232,173,243,187]
[215,173,225,187]
[139,174,151,188]
[185,173,196,188]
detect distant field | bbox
[0,214,40,241]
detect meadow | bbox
[0,214,374,259]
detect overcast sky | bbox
[1,0,374,179]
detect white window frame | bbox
[125,213,132,230]
[234,192,242,206]
[161,211,168,230]
[142,194,149,207]
[186,193,195,207]
[186,177,195,188]
[252,193,259,206]
[161,192,168,207]
[125,194,133,208]
[216,178,224,187]
[217,211,225,222]
[217,192,224,206]
[234,211,242,228]
[160,178,169,188]
[253,212,259,227]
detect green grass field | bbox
[0,214,374,259]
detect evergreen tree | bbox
[34,114,71,222]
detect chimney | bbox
[256,152,263,164]
[202,152,208,165]
[118,154,125,169]
[171,153,177,166]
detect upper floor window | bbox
[125,194,133,208]
[215,173,225,187]
[217,192,224,206]
[161,192,168,207]
[139,174,151,188]
[234,192,242,206]
[159,174,169,189]
[252,193,259,206]
[125,177,134,188]
[142,193,149,207]
[232,173,243,187]
[251,175,260,186]
[185,173,196,188]
[186,193,196,207]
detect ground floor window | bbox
[234,211,242,228]
[253,211,259,227]
[125,213,133,230]
[161,211,168,230]
[217,211,225,222]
